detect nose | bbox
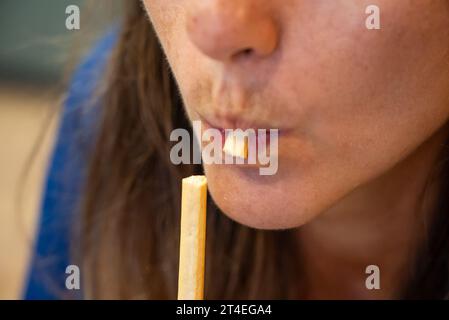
[186,0,279,62]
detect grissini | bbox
[177,175,208,300]
[223,133,248,159]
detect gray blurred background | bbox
[0,0,120,84]
[0,0,121,299]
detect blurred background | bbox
[0,0,120,299]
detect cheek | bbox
[277,0,449,164]
[144,0,195,77]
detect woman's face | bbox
[143,0,449,229]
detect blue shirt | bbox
[24,31,117,299]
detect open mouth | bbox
[197,115,283,169]
[198,114,287,149]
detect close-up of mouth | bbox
[198,113,289,143]
[197,113,286,162]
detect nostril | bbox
[241,48,254,56]
[232,48,255,61]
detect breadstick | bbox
[177,175,208,300]
[223,133,248,159]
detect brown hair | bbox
[79,0,449,299]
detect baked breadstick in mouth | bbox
[177,175,208,300]
[223,133,248,159]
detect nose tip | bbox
[187,1,279,62]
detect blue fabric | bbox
[23,31,117,299]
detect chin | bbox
[203,163,320,230]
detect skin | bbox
[143,1,449,298]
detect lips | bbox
[200,117,227,146]
[200,113,286,132]
[198,114,283,155]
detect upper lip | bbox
[199,113,282,132]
